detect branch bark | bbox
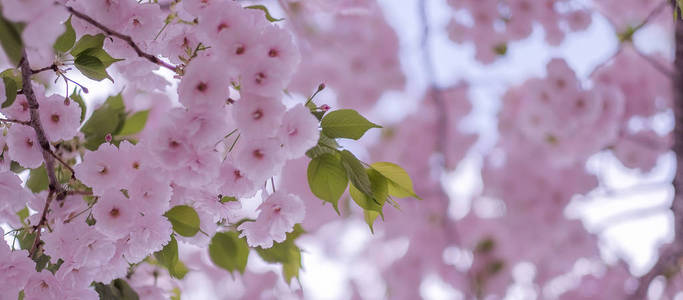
[20,50,67,257]
[630,11,683,299]
[60,4,178,73]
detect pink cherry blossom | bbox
[74,143,125,195]
[278,103,320,159]
[92,189,139,239]
[6,124,43,168]
[233,137,286,184]
[238,191,305,248]
[39,94,81,142]
[232,92,286,138]
[178,55,232,109]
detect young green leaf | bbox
[26,165,49,193]
[70,34,105,57]
[255,224,304,283]
[153,235,188,279]
[220,196,238,203]
[245,5,284,22]
[154,235,178,273]
[164,205,201,237]
[208,231,249,274]
[307,153,348,214]
[79,47,123,68]
[54,17,76,53]
[0,15,23,65]
[74,54,112,82]
[321,109,381,140]
[305,134,340,159]
[69,88,87,123]
[349,168,388,213]
[364,210,379,234]
[118,110,149,136]
[1,75,17,108]
[339,150,372,197]
[370,162,420,199]
[94,279,140,300]
[80,93,126,150]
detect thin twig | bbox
[60,4,178,73]
[29,190,54,257]
[0,118,30,125]
[66,189,93,196]
[630,5,683,298]
[48,150,76,179]
[31,64,58,75]
[635,49,676,77]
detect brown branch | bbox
[20,51,67,257]
[630,10,683,299]
[0,118,30,125]
[66,189,93,196]
[31,64,58,75]
[49,150,76,180]
[635,49,676,77]
[29,190,54,257]
[60,4,178,73]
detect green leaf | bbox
[321,109,381,140]
[26,165,49,193]
[94,279,140,300]
[117,110,149,136]
[171,288,181,300]
[154,235,178,273]
[33,254,50,272]
[307,153,347,214]
[0,15,23,65]
[208,231,249,274]
[305,134,339,159]
[164,205,201,237]
[370,162,420,199]
[349,168,388,213]
[54,17,76,53]
[70,34,105,57]
[0,68,21,86]
[74,54,112,82]
[339,150,372,197]
[245,5,284,22]
[80,93,126,150]
[79,47,123,68]
[255,225,304,283]
[2,75,17,108]
[154,236,188,279]
[364,210,379,233]
[220,196,238,203]
[17,229,35,250]
[46,258,63,274]
[69,88,87,123]
[16,207,28,223]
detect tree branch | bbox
[60,4,178,73]
[20,50,67,257]
[0,118,30,125]
[630,10,683,299]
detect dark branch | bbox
[0,118,30,125]
[630,7,683,298]
[20,51,67,257]
[60,4,178,73]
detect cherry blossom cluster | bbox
[446,0,592,63]
[282,0,405,110]
[0,0,328,298]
